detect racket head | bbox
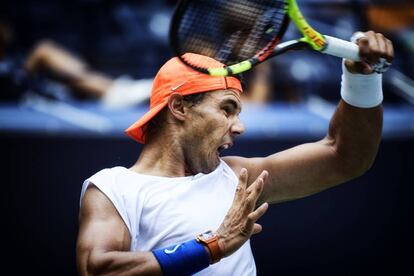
[169,0,290,75]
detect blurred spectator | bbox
[2,0,413,107]
[25,40,294,107]
[0,21,152,109]
[1,33,274,108]
[24,40,152,109]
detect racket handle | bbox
[322,35,361,61]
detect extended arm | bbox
[224,31,393,204]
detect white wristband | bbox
[340,60,383,108]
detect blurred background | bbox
[1,0,413,275]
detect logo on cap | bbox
[171,82,187,91]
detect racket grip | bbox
[322,35,361,61]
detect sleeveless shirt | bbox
[80,159,256,276]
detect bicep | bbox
[76,185,131,273]
[224,138,350,204]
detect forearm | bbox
[326,100,383,176]
[323,30,391,179]
[81,240,217,276]
[326,57,384,177]
[80,250,162,276]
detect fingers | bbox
[361,31,394,63]
[245,170,268,210]
[239,168,248,185]
[215,169,270,257]
[246,170,268,197]
[248,202,269,222]
[235,168,267,206]
[233,168,248,204]
[365,31,381,65]
[245,202,268,236]
[234,169,269,221]
[347,30,394,74]
[374,32,393,63]
[375,33,387,58]
[236,169,269,233]
[363,31,394,74]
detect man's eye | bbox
[223,106,232,115]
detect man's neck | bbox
[129,137,189,178]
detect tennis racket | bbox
[169,0,389,76]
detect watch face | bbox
[199,230,214,241]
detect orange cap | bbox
[125,53,243,143]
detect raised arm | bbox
[224,31,393,204]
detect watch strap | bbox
[206,236,221,264]
[196,231,222,264]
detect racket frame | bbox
[169,0,291,76]
[169,0,363,76]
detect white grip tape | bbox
[322,35,361,61]
[350,32,367,44]
[340,60,383,108]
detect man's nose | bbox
[231,118,245,136]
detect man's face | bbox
[182,89,245,174]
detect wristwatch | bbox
[196,230,222,264]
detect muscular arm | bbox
[76,185,162,275]
[224,30,391,205]
[225,101,382,204]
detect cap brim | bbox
[125,101,168,143]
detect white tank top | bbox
[80,159,257,276]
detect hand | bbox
[345,30,394,74]
[215,168,269,258]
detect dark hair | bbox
[182,92,207,106]
[144,92,208,142]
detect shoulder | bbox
[88,166,127,181]
[80,184,117,218]
[80,166,129,205]
[85,166,129,189]
[80,167,136,234]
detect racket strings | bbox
[175,0,288,67]
[238,8,286,60]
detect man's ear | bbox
[167,93,186,121]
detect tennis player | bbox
[76,30,393,275]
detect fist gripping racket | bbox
[169,0,389,76]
